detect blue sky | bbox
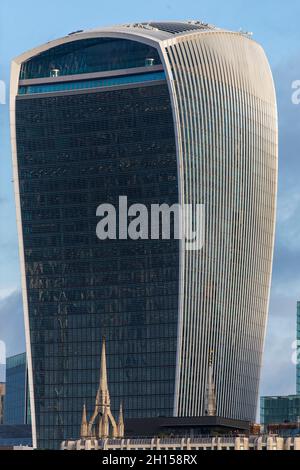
[0,0,300,401]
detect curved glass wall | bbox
[18,71,166,95]
[12,27,278,449]
[20,38,162,80]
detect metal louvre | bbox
[165,32,278,421]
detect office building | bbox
[0,342,5,424]
[261,304,300,430]
[4,353,28,425]
[11,21,278,448]
[260,395,300,427]
[0,425,32,449]
[0,384,5,425]
[297,301,300,394]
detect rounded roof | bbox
[12,20,254,66]
[84,20,219,40]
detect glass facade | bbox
[297,302,300,394]
[4,353,27,425]
[12,24,278,449]
[20,38,162,79]
[18,71,166,95]
[15,38,179,449]
[261,395,300,426]
[0,425,32,447]
[0,384,4,425]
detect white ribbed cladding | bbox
[162,32,278,421]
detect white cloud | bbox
[0,290,25,357]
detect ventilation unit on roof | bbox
[145,58,155,67]
[50,68,60,78]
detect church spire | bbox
[80,403,88,438]
[205,350,217,417]
[118,402,124,438]
[87,337,119,439]
[100,336,108,394]
[96,336,110,412]
[99,404,109,439]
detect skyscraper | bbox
[297,302,300,394]
[0,341,6,425]
[261,303,300,432]
[4,353,28,425]
[0,384,4,426]
[11,21,278,449]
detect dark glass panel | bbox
[18,71,166,95]
[20,38,162,79]
[16,82,179,449]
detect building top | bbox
[6,352,26,370]
[12,20,255,68]
[261,395,300,400]
[124,415,250,438]
[85,20,219,40]
[0,424,32,448]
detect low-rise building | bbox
[0,424,32,449]
[61,435,300,451]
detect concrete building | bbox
[11,20,278,449]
